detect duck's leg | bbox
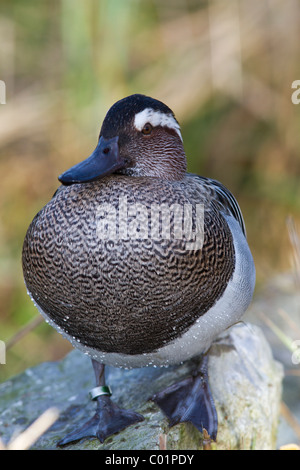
[57,359,144,446]
[150,354,218,441]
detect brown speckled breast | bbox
[22,174,235,355]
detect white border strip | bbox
[134,108,183,141]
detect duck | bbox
[22,93,256,446]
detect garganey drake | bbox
[22,94,255,446]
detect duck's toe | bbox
[150,355,218,441]
[57,396,144,446]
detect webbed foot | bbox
[57,395,144,446]
[150,355,218,441]
[57,359,144,446]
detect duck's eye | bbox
[142,123,153,135]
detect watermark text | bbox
[0,340,5,364]
[0,80,6,104]
[95,196,205,250]
[291,80,300,104]
[291,340,300,365]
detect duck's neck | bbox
[121,147,187,181]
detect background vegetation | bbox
[0,0,300,382]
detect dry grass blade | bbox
[159,433,167,450]
[258,311,296,353]
[287,216,300,289]
[277,308,300,339]
[0,438,6,450]
[6,407,59,450]
[280,402,300,442]
[6,315,44,351]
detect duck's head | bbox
[58,94,187,185]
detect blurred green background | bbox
[0,0,300,382]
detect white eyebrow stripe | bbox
[134,108,183,141]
